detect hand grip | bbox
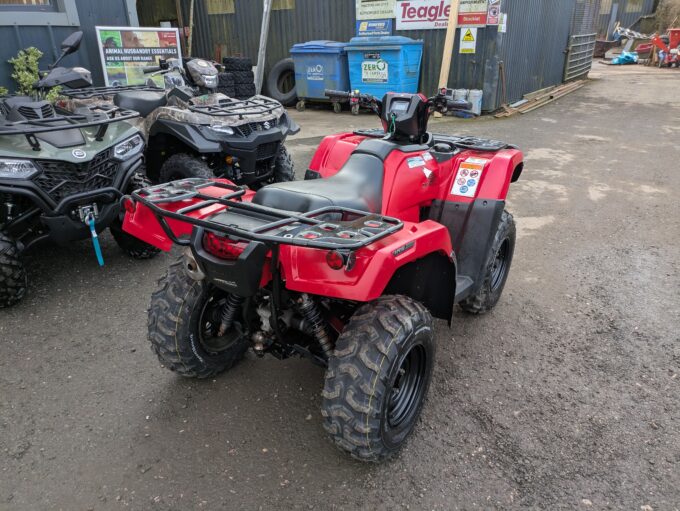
[324,89,350,98]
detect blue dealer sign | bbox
[356,19,393,37]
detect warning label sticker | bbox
[451,158,487,197]
[407,156,426,168]
[459,27,477,54]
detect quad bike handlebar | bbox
[324,89,472,116]
[142,65,162,74]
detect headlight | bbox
[0,159,39,179]
[113,134,144,161]
[210,123,234,135]
[203,75,218,88]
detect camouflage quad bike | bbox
[60,58,300,189]
[0,96,160,307]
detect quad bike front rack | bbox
[60,84,162,99]
[188,97,282,120]
[0,104,139,149]
[129,178,403,250]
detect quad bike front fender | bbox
[279,219,453,302]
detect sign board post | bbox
[435,0,460,118]
[95,26,182,86]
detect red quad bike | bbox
[122,88,524,462]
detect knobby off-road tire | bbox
[147,259,249,379]
[0,233,27,308]
[321,295,435,462]
[459,210,516,314]
[273,146,295,182]
[222,56,252,71]
[158,153,214,184]
[110,172,161,260]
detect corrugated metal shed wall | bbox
[596,0,656,36]
[0,0,134,90]
[179,0,611,111]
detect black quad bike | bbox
[121,89,523,461]
[60,57,300,189]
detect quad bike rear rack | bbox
[60,84,162,99]
[188,97,282,120]
[129,178,403,250]
[0,104,139,150]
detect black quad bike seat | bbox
[253,152,384,214]
[114,90,167,117]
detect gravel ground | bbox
[1,65,679,510]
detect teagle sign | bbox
[395,0,488,30]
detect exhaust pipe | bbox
[183,248,205,281]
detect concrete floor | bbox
[1,63,679,510]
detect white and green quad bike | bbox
[0,97,160,307]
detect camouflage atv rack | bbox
[188,96,282,120]
[60,85,161,100]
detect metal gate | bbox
[564,0,600,81]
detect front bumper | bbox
[0,155,143,246]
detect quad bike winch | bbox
[122,88,524,462]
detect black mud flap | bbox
[190,227,268,297]
[429,198,505,302]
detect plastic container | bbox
[468,89,483,116]
[290,41,350,101]
[345,36,424,97]
[453,89,469,101]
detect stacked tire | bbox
[216,72,235,97]
[222,57,256,99]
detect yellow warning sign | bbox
[459,27,477,54]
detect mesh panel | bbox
[571,0,602,35]
[34,149,120,204]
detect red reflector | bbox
[364,220,382,228]
[123,198,136,214]
[203,232,247,260]
[300,231,321,240]
[326,250,345,270]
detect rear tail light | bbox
[326,250,356,271]
[203,232,247,260]
[326,250,345,270]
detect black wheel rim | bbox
[198,292,241,353]
[387,343,427,429]
[490,238,510,291]
[277,70,295,94]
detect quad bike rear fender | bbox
[279,219,454,304]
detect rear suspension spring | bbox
[218,294,244,336]
[298,293,333,359]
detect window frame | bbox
[0,0,79,26]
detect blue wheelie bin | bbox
[290,40,350,112]
[346,36,423,113]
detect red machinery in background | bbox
[652,28,680,67]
